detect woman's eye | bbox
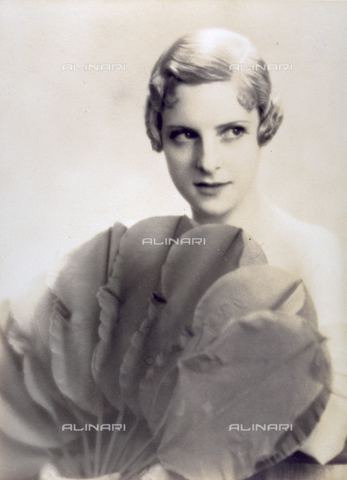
[221,126,246,140]
[169,130,198,143]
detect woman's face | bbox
[161,80,261,224]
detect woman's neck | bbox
[191,185,271,237]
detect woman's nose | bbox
[195,136,222,173]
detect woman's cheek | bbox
[167,146,193,171]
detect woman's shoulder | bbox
[267,205,346,323]
[269,205,343,265]
[257,201,344,283]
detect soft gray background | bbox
[1,0,346,300]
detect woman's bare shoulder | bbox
[267,205,346,322]
[266,203,341,253]
[259,202,344,281]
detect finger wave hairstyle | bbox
[145,29,283,151]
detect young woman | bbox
[1,28,346,480]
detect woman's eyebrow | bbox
[215,121,251,131]
[164,125,197,131]
[164,121,251,132]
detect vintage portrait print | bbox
[0,1,347,479]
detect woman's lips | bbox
[194,181,232,196]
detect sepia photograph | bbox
[0,1,347,479]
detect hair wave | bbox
[145,29,283,151]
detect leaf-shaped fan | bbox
[0,430,52,480]
[7,298,80,429]
[0,329,64,449]
[50,298,105,415]
[187,263,317,353]
[136,225,266,428]
[94,216,194,412]
[151,265,331,480]
[48,226,125,416]
[1,310,90,478]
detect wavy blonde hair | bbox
[145,28,283,151]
